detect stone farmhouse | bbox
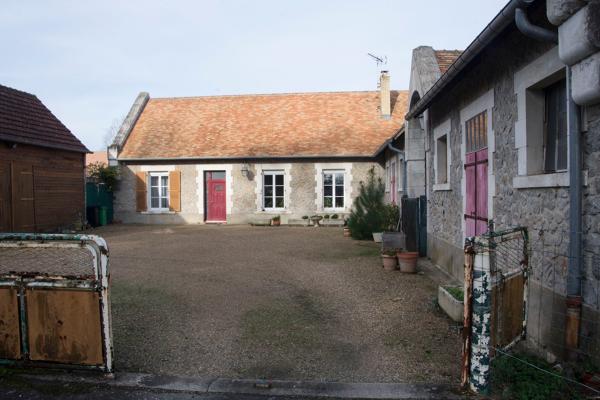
[109,73,408,224]
[383,0,600,362]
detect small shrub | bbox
[87,162,120,192]
[331,214,339,219]
[384,204,400,231]
[347,167,386,240]
[381,249,397,256]
[323,214,330,219]
[444,286,464,302]
[272,215,280,222]
[301,215,309,220]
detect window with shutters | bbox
[323,171,344,209]
[148,172,169,211]
[263,171,284,210]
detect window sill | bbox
[141,211,177,215]
[433,183,451,191]
[512,170,588,189]
[257,210,289,214]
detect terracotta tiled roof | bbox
[86,150,108,166]
[119,91,408,159]
[434,50,463,74]
[0,84,89,153]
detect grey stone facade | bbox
[420,21,600,360]
[114,160,382,225]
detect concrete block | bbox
[559,5,600,65]
[572,52,600,105]
[547,0,586,26]
[438,286,463,322]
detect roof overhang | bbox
[405,0,537,120]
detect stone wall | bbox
[421,12,600,360]
[113,160,382,225]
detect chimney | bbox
[379,70,391,119]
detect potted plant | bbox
[397,250,418,273]
[323,214,330,219]
[331,214,339,220]
[343,218,351,237]
[381,249,398,271]
[271,215,281,226]
[438,286,464,322]
[301,215,309,226]
[310,215,323,227]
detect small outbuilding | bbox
[0,84,89,232]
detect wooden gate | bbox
[401,195,427,256]
[0,233,112,372]
[0,161,36,232]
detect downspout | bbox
[514,2,582,360]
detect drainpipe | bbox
[514,2,582,360]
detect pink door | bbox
[465,111,489,237]
[390,161,396,204]
[206,171,226,222]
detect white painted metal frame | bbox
[314,162,352,212]
[262,170,286,211]
[322,170,345,211]
[147,171,170,212]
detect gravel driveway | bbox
[97,224,461,383]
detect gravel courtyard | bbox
[97,224,461,383]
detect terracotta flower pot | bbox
[397,251,418,273]
[343,227,351,237]
[381,254,398,271]
[272,219,280,226]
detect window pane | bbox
[161,186,168,197]
[151,187,159,198]
[335,185,344,196]
[323,174,333,185]
[161,198,169,209]
[151,176,158,186]
[264,174,273,185]
[335,174,344,185]
[336,196,344,207]
[264,197,273,208]
[275,174,284,185]
[275,186,284,196]
[264,186,273,197]
[324,185,332,196]
[275,197,284,208]
[151,197,159,208]
[324,196,333,208]
[211,171,225,179]
[161,176,168,187]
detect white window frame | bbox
[323,170,345,211]
[433,118,451,191]
[262,170,285,210]
[148,171,170,212]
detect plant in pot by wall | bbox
[381,249,398,271]
[271,215,281,226]
[302,215,309,226]
[310,215,323,227]
[331,214,339,220]
[347,167,386,240]
[323,214,330,219]
[397,250,418,273]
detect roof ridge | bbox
[0,83,38,99]
[150,89,408,101]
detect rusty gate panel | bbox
[0,233,112,372]
[0,286,21,360]
[27,289,103,365]
[491,274,525,350]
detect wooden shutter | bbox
[169,170,181,212]
[135,172,147,212]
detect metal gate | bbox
[463,224,529,393]
[0,233,112,372]
[400,195,427,256]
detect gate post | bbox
[461,240,475,388]
[469,237,492,394]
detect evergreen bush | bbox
[347,167,387,240]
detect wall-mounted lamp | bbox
[241,163,250,177]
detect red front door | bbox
[205,171,226,222]
[465,111,489,237]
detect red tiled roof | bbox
[435,50,463,74]
[119,91,408,159]
[86,150,108,166]
[0,84,89,153]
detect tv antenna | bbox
[367,53,387,67]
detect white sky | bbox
[0,0,507,150]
